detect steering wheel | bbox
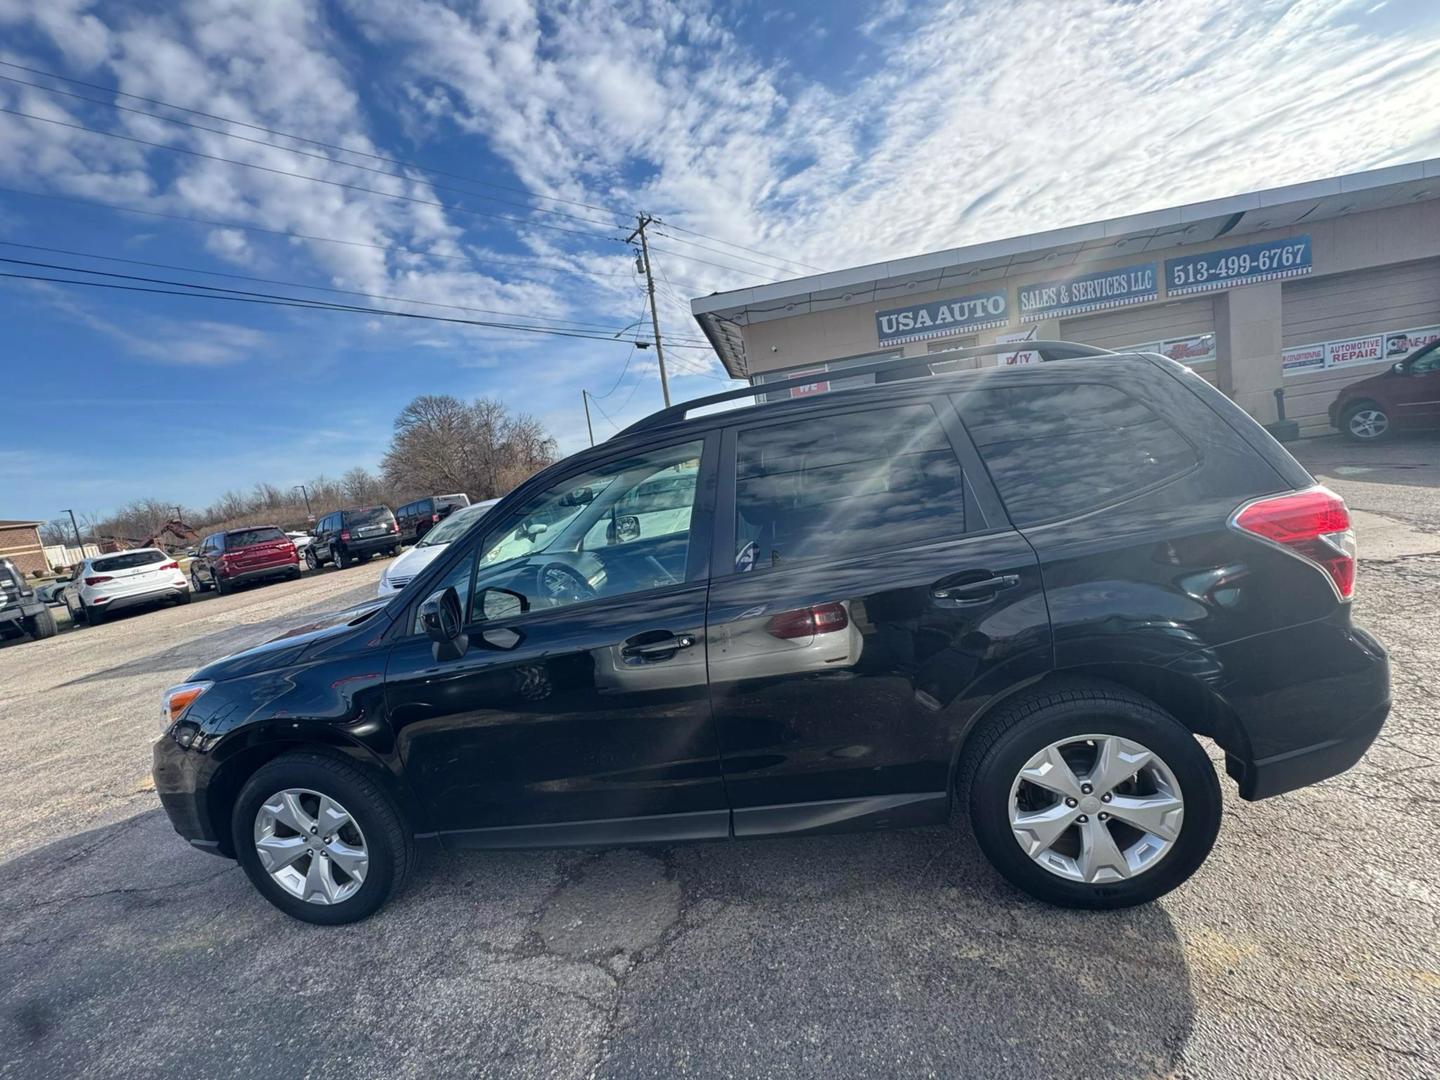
[537,560,598,605]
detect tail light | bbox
[159,561,179,570]
[430,514,439,524]
[767,602,850,640]
[340,530,351,541]
[1231,485,1356,600]
[84,575,113,586]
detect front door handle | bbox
[621,633,696,662]
[931,573,1021,607]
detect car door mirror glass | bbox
[1393,361,1407,375]
[419,586,468,661]
[478,586,529,622]
[610,514,641,543]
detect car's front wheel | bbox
[961,683,1220,909]
[232,754,412,925]
[190,567,210,593]
[1343,401,1392,442]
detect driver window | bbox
[468,440,704,617]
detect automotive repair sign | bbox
[1017,263,1158,322]
[875,290,1008,345]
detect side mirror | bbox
[1392,361,1407,375]
[419,586,468,661]
[477,586,529,622]
[609,514,641,543]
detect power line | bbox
[654,218,824,272]
[0,71,629,232]
[0,186,636,281]
[0,105,620,242]
[0,240,644,333]
[650,228,812,277]
[0,267,664,345]
[0,58,624,218]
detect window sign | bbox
[875,290,1008,345]
[1282,345,1326,375]
[1166,235,1311,296]
[1385,325,1440,361]
[1157,334,1216,365]
[1017,263,1157,322]
[995,329,1041,366]
[1328,334,1385,367]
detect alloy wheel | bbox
[1008,734,1184,884]
[1348,408,1389,439]
[253,788,369,905]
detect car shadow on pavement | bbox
[1,807,1195,1079]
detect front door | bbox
[384,434,729,845]
[706,397,1051,835]
[1393,342,1440,428]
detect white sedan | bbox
[378,499,498,596]
[62,548,190,626]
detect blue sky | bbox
[2,0,1439,521]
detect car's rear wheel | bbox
[173,589,191,606]
[1343,401,1392,442]
[232,754,412,925]
[84,602,105,625]
[961,683,1220,909]
[334,546,350,570]
[24,608,56,639]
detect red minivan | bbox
[189,526,301,595]
[1330,338,1440,441]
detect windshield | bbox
[93,550,167,572]
[226,527,286,547]
[418,500,494,546]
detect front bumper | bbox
[153,732,228,856]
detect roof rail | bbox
[620,340,1114,435]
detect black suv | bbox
[154,344,1388,924]
[0,557,56,643]
[306,506,400,570]
[395,494,471,544]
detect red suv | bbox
[190,526,301,595]
[1330,338,1440,441]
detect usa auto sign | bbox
[875,290,1008,345]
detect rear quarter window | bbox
[952,382,1198,526]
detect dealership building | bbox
[690,159,1440,436]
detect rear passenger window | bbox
[733,403,966,571]
[952,383,1197,526]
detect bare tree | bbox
[381,394,557,500]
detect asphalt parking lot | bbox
[3,438,1439,1079]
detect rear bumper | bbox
[92,583,188,610]
[1169,615,1389,800]
[345,535,398,554]
[0,600,46,624]
[220,560,298,582]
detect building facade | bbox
[0,520,47,576]
[691,160,1440,437]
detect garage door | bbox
[1061,298,1217,383]
[1281,258,1440,436]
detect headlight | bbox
[160,681,212,729]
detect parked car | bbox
[378,499,499,596]
[154,345,1388,925]
[1330,337,1440,441]
[190,527,300,595]
[35,578,70,605]
[63,548,189,625]
[286,531,314,553]
[307,507,401,570]
[0,557,56,641]
[395,494,471,544]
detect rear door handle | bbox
[931,573,1021,607]
[621,633,697,662]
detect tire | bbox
[358,552,372,564]
[1342,401,1393,443]
[174,589,192,606]
[232,753,412,925]
[191,567,211,593]
[288,567,302,581]
[334,546,350,570]
[24,608,57,640]
[959,681,1221,910]
[215,574,231,596]
[305,548,319,571]
[83,601,105,626]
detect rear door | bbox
[705,394,1051,835]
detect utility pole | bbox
[293,485,314,522]
[581,390,595,446]
[64,509,83,552]
[626,213,671,407]
[172,505,183,521]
